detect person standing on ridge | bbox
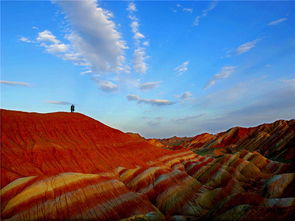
[71,104,75,113]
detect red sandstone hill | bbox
[0,109,182,188]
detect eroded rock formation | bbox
[1,109,294,220]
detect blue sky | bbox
[1,0,295,138]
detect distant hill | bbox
[148,119,295,161]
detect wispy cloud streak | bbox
[47,101,71,105]
[0,80,31,87]
[177,91,192,100]
[96,80,118,92]
[127,1,148,73]
[268,18,287,26]
[193,0,218,26]
[127,94,174,106]
[236,39,258,55]
[205,66,236,89]
[175,61,189,75]
[139,81,161,90]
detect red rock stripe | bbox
[71,192,158,220]
[117,167,128,176]
[159,151,193,163]
[196,159,226,183]
[1,174,115,219]
[127,167,171,192]
[6,179,130,220]
[186,158,214,176]
[1,176,41,205]
[153,171,189,195]
[165,180,201,215]
[122,167,152,184]
[171,163,185,171]
[161,153,196,165]
[135,168,175,198]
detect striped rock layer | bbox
[1,150,294,220]
[149,119,295,161]
[1,109,294,220]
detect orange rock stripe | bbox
[126,167,170,192]
[155,175,197,214]
[1,173,116,219]
[1,176,40,206]
[158,151,193,163]
[121,167,150,184]
[5,179,129,220]
[186,158,214,176]
[165,179,202,215]
[69,191,157,220]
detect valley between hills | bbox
[1,109,294,221]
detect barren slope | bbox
[0,109,183,187]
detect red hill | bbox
[0,109,181,187]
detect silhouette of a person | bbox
[71,104,75,113]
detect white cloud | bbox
[53,0,128,74]
[183,8,193,13]
[127,94,174,106]
[21,0,151,92]
[33,30,82,63]
[236,39,258,55]
[282,78,295,86]
[20,0,129,92]
[202,0,218,16]
[176,4,193,13]
[193,16,201,26]
[174,114,205,123]
[175,61,189,75]
[178,91,192,100]
[37,30,59,44]
[47,100,71,105]
[134,31,145,40]
[80,70,92,75]
[143,41,149,46]
[205,66,236,89]
[42,41,69,53]
[96,80,118,92]
[60,52,84,63]
[139,81,161,90]
[268,18,287,26]
[224,39,259,57]
[127,94,140,101]
[20,29,83,64]
[193,0,218,26]
[19,37,32,43]
[133,48,148,73]
[127,2,136,12]
[0,80,31,87]
[127,1,148,74]
[130,19,145,40]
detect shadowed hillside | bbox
[1,110,294,220]
[149,119,295,161]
